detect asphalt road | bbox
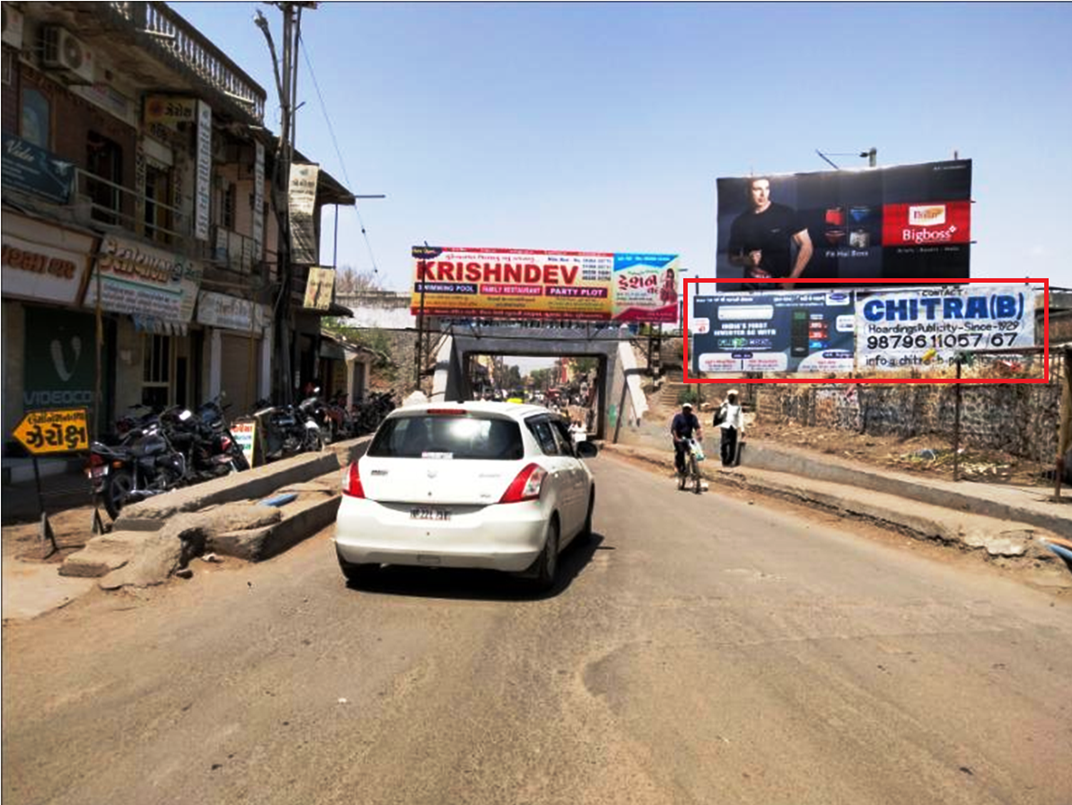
[3,454,1071,805]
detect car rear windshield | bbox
[367,414,524,460]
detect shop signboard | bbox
[252,140,265,258]
[1,133,75,204]
[691,289,856,374]
[855,283,1037,372]
[144,95,197,131]
[409,245,680,323]
[84,235,202,323]
[303,266,335,310]
[196,290,268,333]
[195,100,212,241]
[715,160,972,288]
[23,308,96,412]
[231,418,258,468]
[1,213,93,305]
[289,163,319,264]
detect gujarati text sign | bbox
[410,246,679,323]
[13,409,89,454]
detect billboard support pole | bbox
[953,356,963,481]
[415,244,430,390]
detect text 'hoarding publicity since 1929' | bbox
[410,246,680,323]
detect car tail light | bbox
[342,462,366,498]
[499,463,546,504]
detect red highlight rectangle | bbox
[683,277,1049,384]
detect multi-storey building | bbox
[1,1,354,473]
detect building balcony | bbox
[30,2,266,126]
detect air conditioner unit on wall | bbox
[2,4,24,50]
[41,24,95,83]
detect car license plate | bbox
[410,507,450,522]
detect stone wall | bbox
[757,381,1061,463]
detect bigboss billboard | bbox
[715,160,972,289]
[410,246,680,323]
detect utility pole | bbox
[256,1,315,405]
[415,240,430,390]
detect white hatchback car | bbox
[333,402,598,590]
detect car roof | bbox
[389,400,558,421]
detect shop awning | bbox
[319,341,346,360]
[132,315,189,336]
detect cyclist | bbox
[670,401,703,477]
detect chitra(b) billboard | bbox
[855,284,1036,372]
[410,246,680,323]
[715,160,972,289]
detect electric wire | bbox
[298,31,381,278]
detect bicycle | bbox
[676,438,703,495]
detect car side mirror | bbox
[575,441,599,459]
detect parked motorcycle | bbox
[88,415,188,520]
[297,388,334,444]
[324,390,355,443]
[195,396,251,472]
[161,403,247,482]
[351,391,396,436]
[252,396,323,462]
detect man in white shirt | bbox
[716,389,744,467]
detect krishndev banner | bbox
[855,284,1037,372]
[715,160,972,288]
[410,246,679,323]
[691,290,855,374]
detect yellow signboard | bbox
[143,95,197,131]
[13,408,89,454]
[303,266,335,311]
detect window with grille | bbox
[142,335,171,407]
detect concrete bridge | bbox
[428,324,649,441]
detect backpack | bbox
[713,405,726,426]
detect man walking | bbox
[715,389,744,467]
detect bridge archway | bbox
[431,325,632,441]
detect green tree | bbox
[502,364,522,391]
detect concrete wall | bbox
[337,292,415,330]
[757,382,1062,463]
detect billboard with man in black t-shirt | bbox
[715,160,972,290]
[726,177,814,290]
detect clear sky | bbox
[173,1,1072,292]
